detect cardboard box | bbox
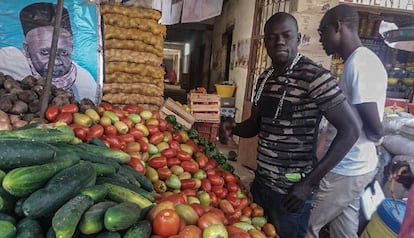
[220,97,236,107]
[290,0,338,13]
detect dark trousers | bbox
[250,178,312,238]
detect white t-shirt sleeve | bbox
[349,49,388,105]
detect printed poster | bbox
[0,0,102,103]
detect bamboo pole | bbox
[39,0,65,118]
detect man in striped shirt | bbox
[233,12,360,238]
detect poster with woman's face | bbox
[0,0,103,104]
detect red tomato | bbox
[148,156,167,169]
[119,134,135,144]
[152,111,161,120]
[167,157,181,167]
[150,132,164,145]
[185,140,199,153]
[169,141,181,151]
[55,112,73,124]
[172,131,183,143]
[226,182,239,193]
[197,211,225,230]
[226,225,249,236]
[128,156,146,174]
[104,125,117,136]
[99,102,113,110]
[204,160,217,170]
[137,139,148,153]
[105,135,123,150]
[208,192,219,207]
[212,186,228,199]
[162,148,177,158]
[60,103,79,113]
[121,118,134,129]
[111,108,127,120]
[181,188,197,197]
[159,193,188,206]
[190,203,211,217]
[195,155,208,169]
[157,167,172,180]
[227,196,241,209]
[152,209,181,237]
[180,179,196,190]
[223,172,237,183]
[45,105,59,122]
[241,206,252,217]
[219,199,235,214]
[147,125,160,135]
[73,127,88,141]
[123,104,139,114]
[208,175,224,187]
[179,225,202,238]
[181,160,199,173]
[200,178,212,192]
[129,128,144,140]
[177,151,192,161]
[206,169,216,176]
[158,118,168,132]
[88,124,104,139]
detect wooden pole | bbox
[39,0,65,118]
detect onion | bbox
[0,110,10,124]
[0,121,12,131]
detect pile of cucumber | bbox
[0,123,155,238]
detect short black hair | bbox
[19,2,72,36]
[264,12,298,33]
[324,4,359,32]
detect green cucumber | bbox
[102,182,153,209]
[0,212,16,225]
[79,201,117,235]
[120,165,154,192]
[16,217,43,238]
[83,161,117,176]
[123,220,152,238]
[116,168,141,187]
[77,143,130,164]
[104,202,141,231]
[0,186,16,213]
[0,169,5,183]
[52,194,94,238]
[96,177,154,202]
[0,220,16,238]
[95,231,121,238]
[22,163,96,218]
[80,185,108,203]
[54,148,81,161]
[88,137,107,148]
[2,157,80,197]
[14,197,26,218]
[0,139,55,170]
[0,124,75,143]
[53,143,121,170]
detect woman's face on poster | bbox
[25,26,73,77]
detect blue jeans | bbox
[250,178,312,238]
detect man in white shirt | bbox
[306,5,387,238]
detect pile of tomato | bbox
[44,102,278,238]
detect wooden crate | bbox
[160,98,195,129]
[189,93,221,123]
[192,122,219,143]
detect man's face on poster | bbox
[24,26,73,78]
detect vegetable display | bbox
[0,123,156,237]
[0,99,279,237]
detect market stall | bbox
[0,1,280,237]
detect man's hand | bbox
[386,161,414,189]
[281,180,313,213]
